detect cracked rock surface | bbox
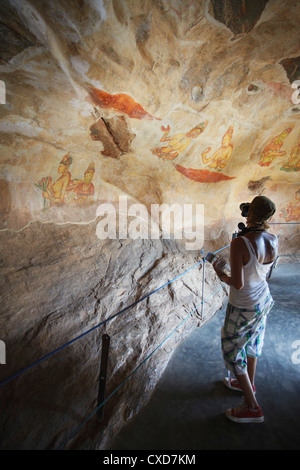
[0,220,226,450]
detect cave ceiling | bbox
[0,0,299,236]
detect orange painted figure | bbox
[258,128,293,167]
[201,126,234,170]
[151,121,208,160]
[68,162,95,205]
[281,134,300,172]
[88,86,160,120]
[42,153,72,206]
[176,165,235,182]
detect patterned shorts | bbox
[221,294,274,376]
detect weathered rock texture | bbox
[0,221,227,450]
[0,0,299,450]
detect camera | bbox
[232,202,250,239]
[240,202,250,218]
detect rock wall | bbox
[0,221,226,449]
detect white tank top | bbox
[229,236,273,308]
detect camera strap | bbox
[237,226,265,237]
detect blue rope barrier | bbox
[212,243,230,254]
[57,284,224,450]
[0,244,230,388]
[279,254,300,257]
[0,261,202,388]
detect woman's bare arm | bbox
[213,237,245,289]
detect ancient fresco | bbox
[37,153,73,207]
[258,128,293,167]
[151,122,208,160]
[67,162,95,206]
[175,166,235,183]
[279,188,300,222]
[175,125,235,183]
[281,135,300,172]
[200,126,234,170]
[0,0,299,236]
[88,86,160,121]
[35,154,95,209]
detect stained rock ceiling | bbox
[0,0,299,240]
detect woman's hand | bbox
[213,258,227,277]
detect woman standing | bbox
[213,195,278,423]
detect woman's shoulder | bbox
[231,235,249,251]
[264,232,278,243]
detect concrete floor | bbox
[111,262,300,450]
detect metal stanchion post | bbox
[97,333,110,421]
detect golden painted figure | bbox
[201,126,234,170]
[42,153,72,206]
[258,128,292,167]
[151,121,208,160]
[68,162,95,205]
[281,134,300,172]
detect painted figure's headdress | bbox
[224,126,233,139]
[84,162,95,175]
[60,153,72,167]
[192,120,208,132]
[274,128,292,143]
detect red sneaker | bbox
[226,402,264,423]
[223,377,256,393]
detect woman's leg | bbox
[236,372,258,409]
[247,356,257,386]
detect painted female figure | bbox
[151,121,208,160]
[68,162,95,205]
[43,153,72,206]
[258,128,292,167]
[201,126,234,170]
[281,134,300,172]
